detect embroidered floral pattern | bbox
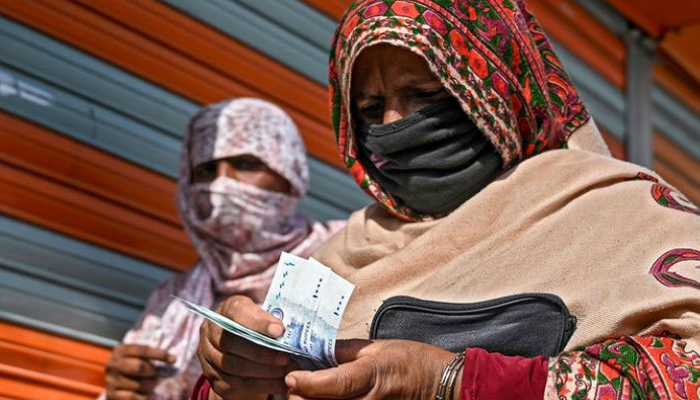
[650,249,700,291]
[329,0,590,221]
[636,171,660,183]
[549,336,700,399]
[651,184,700,216]
[634,171,699,216]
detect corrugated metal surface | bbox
[0,113,200,272]
[0,320,109,399]
[569,0,700,161]
[554,40,700,163]
[0,0,342,167]
[162,0,334,84]
[653,86,700,161]
[0,215,171,347]
[0,4,368,354]
[0,15,369,220]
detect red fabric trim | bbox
[460,348,548,400]
[189,374,210,400]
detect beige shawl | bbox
[314,122,700,354]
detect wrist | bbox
[435,351,465,400]
[452,363,464,400]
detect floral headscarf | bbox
[329,0,591,220]
[177,98,314,298]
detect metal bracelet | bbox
[447,353,465,400]
[436,352,465,400]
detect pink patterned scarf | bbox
[113,98,344,399]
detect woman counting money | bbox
[193,1,700,399]
[101,98,343,400]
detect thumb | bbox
[286,357,374,398]
[334,339,374,364]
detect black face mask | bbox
[356,97,502,216]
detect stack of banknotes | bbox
[177,252,354,369]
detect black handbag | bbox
[369,293,576,357]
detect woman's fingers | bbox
[105,373,139,391]
[197,295,294,397]
[286,359,375,399]
[200,335,289,378]
[105,374,157,393]
[104,344,168,400]
[201,357,289,397]
[284,339,375,399]
[106,344,176,378]
[203,319,290,366]
[114,344,176,364]
[109,357,159,378]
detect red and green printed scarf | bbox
[329,0,591,221]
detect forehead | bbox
[351,45,440,96]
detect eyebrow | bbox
[355,76,442,102]
[355,93,383,102]
[400,75,441,87]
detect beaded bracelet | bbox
[435,352,465,400]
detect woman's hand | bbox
[286,339,460,400]
[197,295,294,399]
[104,344,176,400]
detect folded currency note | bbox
[177,252,354,369]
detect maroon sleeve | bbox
[460,348,548,400]
[189,374,211,400]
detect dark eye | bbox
[416,88,447,99]
[229,156,264,171]
[358,102,384,122]
[191,162,216,183]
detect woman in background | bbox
[101,98,344,400]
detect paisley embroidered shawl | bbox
[317,1,700,399]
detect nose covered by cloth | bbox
[189,177,300,252]
[357,98,502,216]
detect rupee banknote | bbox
[177,252,354,369]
